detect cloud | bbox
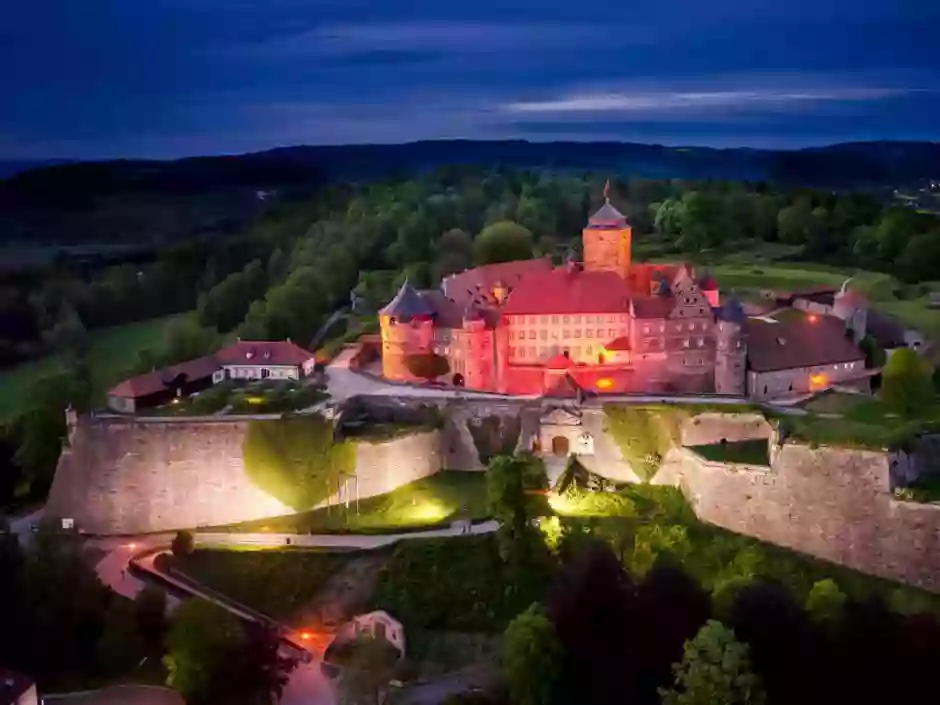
[501,87,920,115]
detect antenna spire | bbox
[603,179,610,202]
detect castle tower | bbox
[582,181,631,278]
[379,279,435,380]
[715,299,747,396]
[832,278,868,345]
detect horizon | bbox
[5,136,940,167]
[3,1,939,160]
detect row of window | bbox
[511,328,624,342]
[509,314,628,325]
[510,345,603,359]
[642,320,708,334]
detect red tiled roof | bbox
[605,336,631,351]
[215,340,314,367]
[502,268,631,315]
[632,296,675,319]
[108,355,220,399]
[699,275,717,291]
[442,258,553,308]
[746,316,864,372]
[545,373,582,398]
[626,263,681,295]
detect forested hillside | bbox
[3,165,940,511]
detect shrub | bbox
[172,530,195,557]
[405,353,450,381]
[242,416,355,510]
[603,406,684,480]
[468,415,522,464]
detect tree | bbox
[859,335,887,369]
[403,352,449,382]
[171,530,195,557]
[133,584,168,650]
[805,579,846,629]
[164,600,245,705]
[336,635,401,705]
[896,230,940,283]
[502,604,562,705]
[659,620,765,705]
[777,199,814,246]
[881,347,933,416]
[473,221,534,265]
[485,455,547,562]
[96,598,146,676]
[549,540,637,705]
[228,623,296,705]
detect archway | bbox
[552,436,570,456]
[452,373,465,387]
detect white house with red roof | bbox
[106,339,316,413]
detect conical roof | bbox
[587,200,628,229]
[718,298,746,324]
[380,279,434,318]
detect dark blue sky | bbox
[2,0,939,158]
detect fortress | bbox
[376,187,873,399]
[45,400,940,593]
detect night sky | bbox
[3,0,939,158]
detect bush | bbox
[468,415,522,465]
[242,416,355,510]
[172,530,195,557]
[603,406,684,480]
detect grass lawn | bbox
[220,471,490,534]
[168,548,349,621]
[0,313,187,418]
[688,439,770,465]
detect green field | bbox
[220,471,490,534]
[0,314,186,418]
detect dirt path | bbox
[289,551,389,632]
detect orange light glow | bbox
[808,314,818,323]
[810,373,827,387]
[127,543,137,550]
[596,378,613,390]
[299,631,311,641]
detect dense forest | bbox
[2,166,940,508]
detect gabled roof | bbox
[632,297,674,320]
[544,374,582,399]
[587,200,628,229]
[418,289,464,328]
[108,355,220,399]
[380,279,435,319]
[501,268,630,315]
[605,336,631,351]
[546,353,574,370]
[215,340,315,367]
[746,316,864,372]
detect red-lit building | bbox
[378,195,747,396]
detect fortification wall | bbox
[656,442,940,591]
[46,417,445,535]
[678,412,773,447]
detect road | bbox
[88,522,499,705]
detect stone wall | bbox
[678,412,773,447]
[655,441,940,592]
[46,416,445,535]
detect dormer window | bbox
[245,350,255,360]
[263,351,271,360]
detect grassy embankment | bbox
[168,549,349,622]
[222,471,489,534]
[0,313,186,418]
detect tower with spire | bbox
[582,180,632,278]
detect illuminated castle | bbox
[377,187,869,398]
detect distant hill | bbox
[0,159,69,179]
[2,140,938,246]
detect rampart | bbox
[654,438,940,591]
[46,416,443,535]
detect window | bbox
[551,329,558,339]
[539,346,547,355]
[564,330,571,339]
[529,346,536,357]
[609,329,616,339]
[573,315,581,323]
[683,339,690,348]
[620,315,628,322]
[552,316,559,324]
[574,330,581,338]
[696,338,704,347]
[540,330,548,341]
[643,325,651,334]
[608,315,616,323]
[540,315,548,324]
[529,316,537,324]
[563,315,570,324]
[586,315,594,323]
[527,330,536,340]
